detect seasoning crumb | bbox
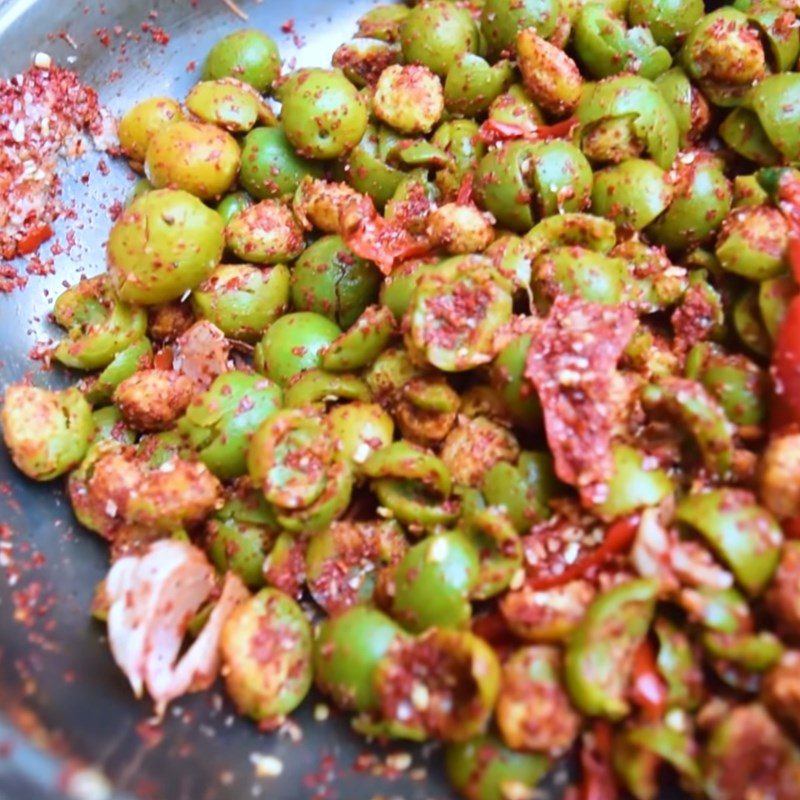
[313,703,330,721]
[33,52,52,69]
[0,60,114,268]
[385,751,412,771]
[500,780,538,800]
[249,753,283,778]
[278,718,303,742]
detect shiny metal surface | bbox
[0,2,457,798]
[0,2,679,799]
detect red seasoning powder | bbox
[0,55,115,270]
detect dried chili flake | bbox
[524,295,636,505]
[25,257,55,277]
[0,266,27,294]
[671,280,720,355]
[95,27,112,47]
[16,224,53,255]
[108,200,124,221]
[0,60,115,269]
[140,21,170,46]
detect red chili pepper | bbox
[479,118,528,145]
[456,172,474,206]
[767,171,800,430]
[350,225,432,274]
[772,171,800,281]
[478,116,578,146]
[771,294,800,430]
[537,116,579,139]
[526,514,640,590]
[630,639,667,720]
[776,171,800,219]
[769,392,799,436]
[788,235,800,284]
[153,346,174,371]
[16,223,53,256]
[579,721,619,800]
[340,194,434,275]
[782,516,800,540]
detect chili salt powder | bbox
[0,55,115,271]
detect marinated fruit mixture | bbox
[7,2,800,797]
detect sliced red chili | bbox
[772,171,800,281]
[455,172,474,206]
[340,195,433,275]
[525,514,640,590]
[478,119,528,145]
[16,223,53,256]
[478,116,578,146]
[771,295,800,430]
[765,170,800,429]
[782,516,800,540]
[153,346,174,371]
[537,117,579,139]
[788,235,800,285]
[579,721,619,800]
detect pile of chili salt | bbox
[0,54,115,280]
